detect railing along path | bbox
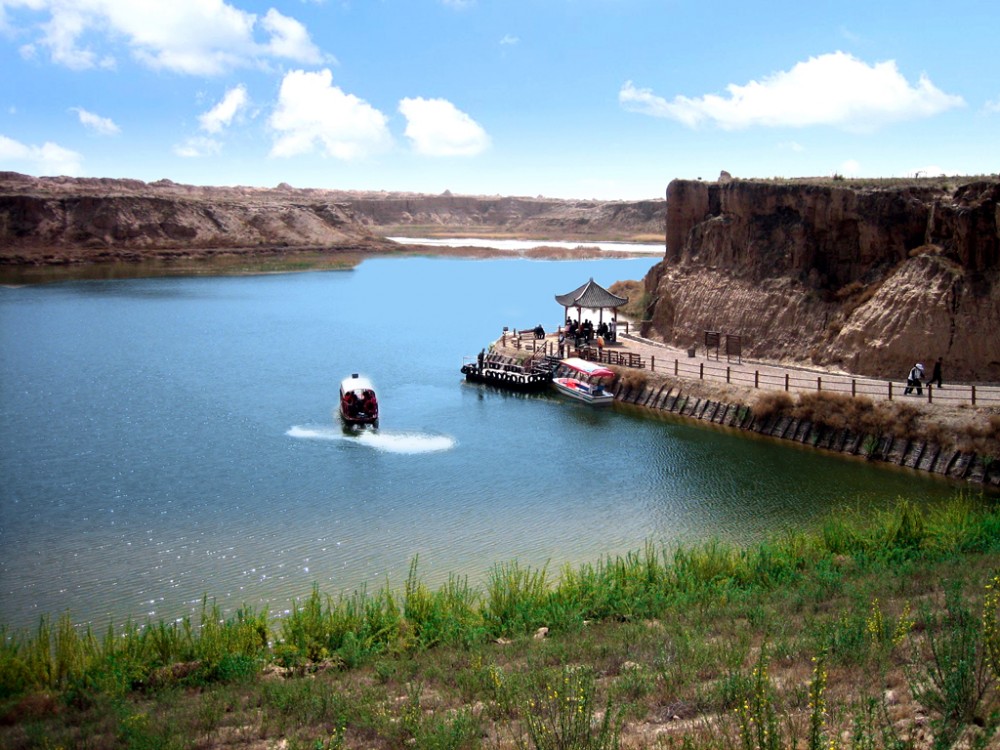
[498,326,1000,408]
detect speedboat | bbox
[339,373,379,426]
[552,357,615,405]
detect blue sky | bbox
[1,0,997,199]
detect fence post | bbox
[726,366,731,384]
[972,385,976,406]
[817,376,822,392]
[852,379,856,397]
[699,362,704,380]
[674,359,678,376]
[888,381,893,401]
[651,355,655,372]
[928,384,932,404]
[784,373,789,392]
[754,370,759,389]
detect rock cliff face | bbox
[0,172,663,265]
[348,193,663,237]
[645,177,1000,381]
[0,172,392,264]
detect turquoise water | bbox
[0,257,961,630]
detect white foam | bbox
[287,426,455,454]
[286,425,341,441]
[355,430,455,454]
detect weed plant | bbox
[2,495,999,748]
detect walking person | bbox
[931,357,943,388]
[904,363,924,396]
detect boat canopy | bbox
[560,357,614,378]
[340,374,375,394]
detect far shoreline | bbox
[0,235,664,284]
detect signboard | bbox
[704,330,721,360]
[726,334,742,364]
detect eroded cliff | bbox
[0,172,394,264]
[645,177,1000,381]
[0,173,663,266]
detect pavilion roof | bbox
[554,278,628,309]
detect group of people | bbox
[562,318,617,347]
[343,389,378,417]
[904,357,944,396]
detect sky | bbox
[0,0,997,200]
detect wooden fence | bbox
[502,334,999,407]
[646,355,999,407]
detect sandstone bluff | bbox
[642,176,999,382]
[1,171,997,382]
[0,172,661,265]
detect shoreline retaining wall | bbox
[611,380,1000,487]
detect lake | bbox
[0,255,961,631]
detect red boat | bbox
[552,357,615,405]
[339,374,379,426]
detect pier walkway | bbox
[496,328,1000,409]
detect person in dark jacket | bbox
[930,357,943,388]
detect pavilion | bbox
[555,277,628,328]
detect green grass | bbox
[2,495,999,748]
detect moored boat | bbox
[461,352,554,392]
[552,357,615,405]
[339,373,379,426]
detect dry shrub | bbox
[833,280,866,301]
[792,392,873,430]
[922,421,953,449]
[608,279,648,319]
[618,369,648,391]
[859,401,921,440]
[957,415,1000,457]
[831,278,885,321]
[751,391,793,421]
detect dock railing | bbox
[647,355,999,407]
[497,328,998,407]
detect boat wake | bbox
[286,425,455,454]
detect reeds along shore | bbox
[2,496,1000,749]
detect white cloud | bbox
[0,134,83,175]
[777,141,804,152]
[2,0,325,75]
[71,106,120,135]
[199,85,249,134]
[985,98,1000,113]
[260,8,322,64]
[173,136,221,158]
[620,51,965,132]
[442,0,475,8]
[500,34,518,46]
[269,69,391,160]
[399,97,490,157]
[839,159,861,176]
